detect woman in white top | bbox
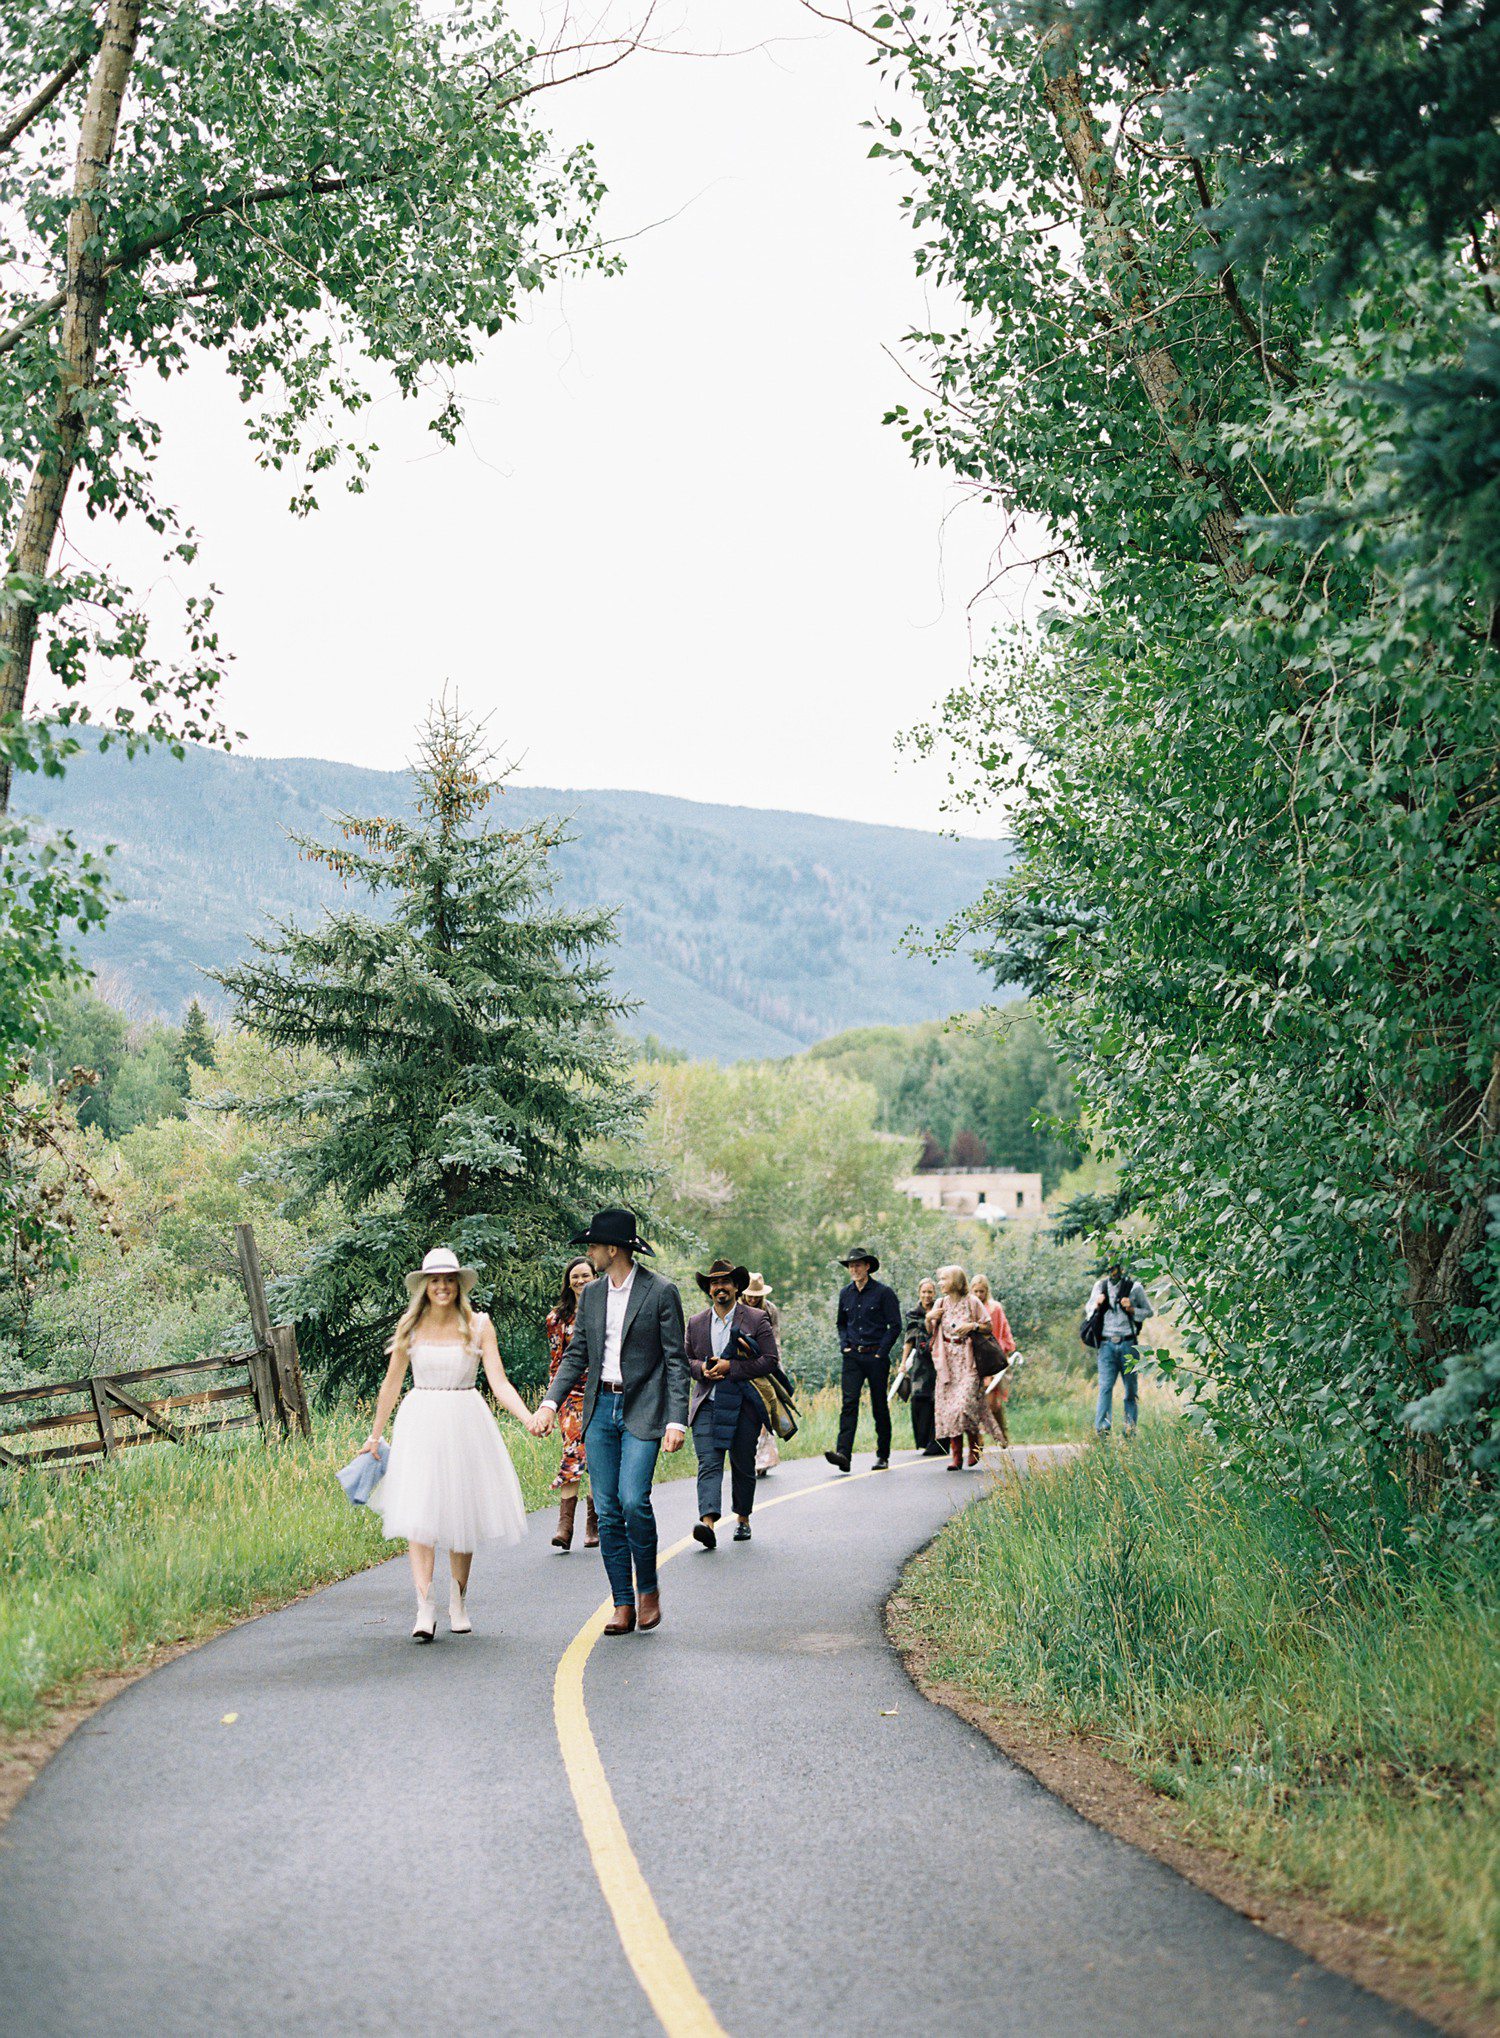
[362,1248,540,1640]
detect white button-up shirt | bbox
[600,1261,637,1385]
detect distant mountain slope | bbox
[24,742,1008,1060]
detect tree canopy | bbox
[848,0,1500,1522]
[0,0,628,802]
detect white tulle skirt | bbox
[369,1388,529,1552]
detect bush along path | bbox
[0,1443,1430,2038]
[891,1430,1498,2036]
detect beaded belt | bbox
[410,1384,476,1393]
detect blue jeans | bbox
[1095,1340,1139,1433]
[584,1397,662,1604]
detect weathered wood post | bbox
[88,1376,116,1457]
[235,1221,284,1437]
[269,1324,312,1437]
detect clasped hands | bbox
[527,1400,683,1452]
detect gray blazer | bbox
[547,1263,690,1442]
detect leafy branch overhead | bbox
[0,0,653,808]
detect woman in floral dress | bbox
[546,1256,598,1549]
[929,1264,1005,1470]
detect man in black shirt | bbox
[825,1247,903,1472]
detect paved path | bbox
[1,1446,1428,2038]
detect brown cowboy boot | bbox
[603,1603,636,1636]
[551,1495,578,1550]
[637,1590,662,1632]
[584,1494,599,1547]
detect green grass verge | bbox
[899,1424,1500,2001]
[0,1365,1083,1740]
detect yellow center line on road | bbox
[552,1453,928,2038]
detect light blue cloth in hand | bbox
[336,1439,389,1505]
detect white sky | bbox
[119,0,1027,835]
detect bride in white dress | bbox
[360,1247,540,1640]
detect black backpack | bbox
[1079,1291,1109,1349]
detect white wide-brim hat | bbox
[405,1246,477,1299]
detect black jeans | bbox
[911,1392,938,1451]
[837,1350,892,1461]
[691,1396,762,1519]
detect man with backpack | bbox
[1083,1260,1154,1436]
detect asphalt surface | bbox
[0,1445,1430,2038]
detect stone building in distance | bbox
[897,1166,1045,1223]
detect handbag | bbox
[969,1321,1008,1380]
[751,1370,799,1441]
[335,1438,389,1505]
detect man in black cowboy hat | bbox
[537,1209,688,1635]
[685,1260,778,1548]
[825,1247,903,1473]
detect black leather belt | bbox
[598,1380,625,1393]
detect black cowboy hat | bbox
[838,1247,880,1273]
[570,1207,655,1254]
[695,1258,751,1297]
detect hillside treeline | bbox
[808,1010,1082,1191]
[2,709,1088,1403]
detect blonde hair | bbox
[390,1277,478,1368]
[936,1264,969,1298]
[971,1274,991,1301]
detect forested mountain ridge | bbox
[24,740,1006,1060]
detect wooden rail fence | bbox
[0,1222,310,1477]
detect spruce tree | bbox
[171,999,217,1088]
[215,702,648,1392]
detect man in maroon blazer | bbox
[685,1259,778,1548]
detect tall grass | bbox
[902,1428,1500,1998]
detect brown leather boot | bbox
[551,1495,578,1550]
[637,1590,662,1632]
[603,1603,636,1636]
[967,1434,981,1468]
[948,1438,964,1470]
[584,1494,599,1547]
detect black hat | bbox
[695,1258,751,1297]
[570,1207,655,1254]
[839,1247,880,1273]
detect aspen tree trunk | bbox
[1036,20,1250,586]
[0,0,142,810]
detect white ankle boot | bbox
[412,1594,437,1642]
[449,1582,472,1635]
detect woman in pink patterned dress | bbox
[546,1257,598,1549]
[929,1264,1006,1469]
